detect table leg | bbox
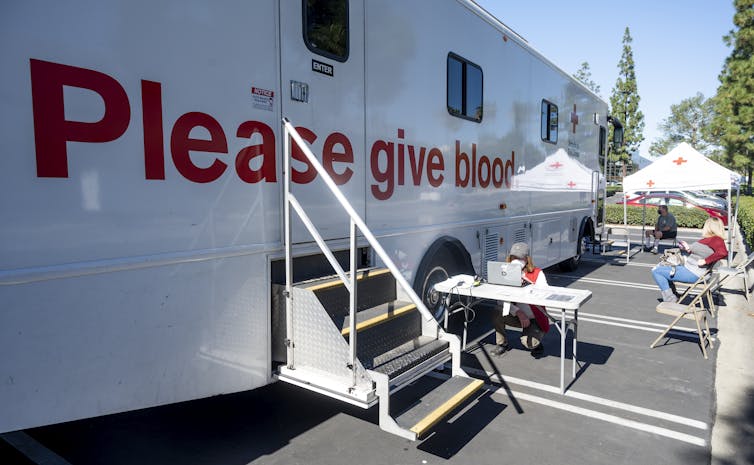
[560,308,566,394]
[572,308,578,378]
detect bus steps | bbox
[274,267,482,440]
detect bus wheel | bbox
[558,234,583,271]
[414,244,472,323]
[421,265,451,322]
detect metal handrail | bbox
[282,118,440,384]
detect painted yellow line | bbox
[341,304,416,336]
[409,379,484,437]
[304,268,391,292]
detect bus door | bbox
[596,125,608,230]
[280,0,366,243]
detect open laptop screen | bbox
[487,261,523,287]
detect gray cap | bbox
[510,242,529,259]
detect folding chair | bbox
[716,251,754,302]
[673,267,718,317]
[650,274,719,359]
[605,227,631,263]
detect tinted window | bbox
[304,0,349,62]
[541,100,558,143]
[447,53,483,122]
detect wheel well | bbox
[580,216,595,243]
[412,236,473,291]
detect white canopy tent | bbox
[622,142,741,261]
[512,148,598,192]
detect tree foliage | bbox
[574,62,601,96]
[712,0,754,186]
[649,92,718,157]
[609,28,645,173]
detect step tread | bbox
[395,376,484,437]
[296,267,391,292]
[296,267,397,318]
[371,337,449,379]
[341,300,416,336]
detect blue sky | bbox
[475,0,736,159]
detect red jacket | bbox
[523,268,550,333]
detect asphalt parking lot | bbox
[1,227,740,465]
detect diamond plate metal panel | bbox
[356,311,422,367]
[290,287,371,391]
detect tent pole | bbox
[641,202,647,252]
[732,185,741,262]
[623,193,629,262]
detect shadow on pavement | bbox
[26,382,368,465]
[417,390,504,459]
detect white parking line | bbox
[564,310,713,337]
[464,309,710,344]
[582,258,657,268]
[434,368,708,447]
[460,367,708,430]
[550,274,658,290]
[491,388,707,447]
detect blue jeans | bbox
[651,265,700,291]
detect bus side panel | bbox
[364,0,605,272]
[0,0,279,432]
[0,256,270,432]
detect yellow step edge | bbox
[341,304,417,336]
[304,268,392,292]
[409,379,484,437]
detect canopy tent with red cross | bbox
[621,142,741,261]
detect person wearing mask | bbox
[490,242,550,358]
[645,204,677,254]
[651,217,727,303]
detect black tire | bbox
[558,234,584,271]
[414,243,473,322]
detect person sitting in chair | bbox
[491,242,550,359]
[651,217,727,303]
[645,204,677,254]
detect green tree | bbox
[712,0,754,189]
[649,93,719,157]
[609,27,645,177]
[574,62,601,96]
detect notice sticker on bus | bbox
[251,87,274,111]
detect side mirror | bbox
[607,116,624,147]
[613,126,624,146]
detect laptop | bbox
[487,261,523,287]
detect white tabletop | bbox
[433,274,591,310]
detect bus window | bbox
[304,0,349,62]
[447,53,483,122]
[541,100,558,143]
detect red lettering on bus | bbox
[370,139,394,200]
[170,112,228,183]
[142,80,165,180]
[291,126,317,184]
[30,59,130,177]
[322,132,353,185]
[236,120,276,183]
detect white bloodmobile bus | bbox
[1,0,621,437]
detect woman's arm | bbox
[699,236,728,265]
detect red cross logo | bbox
[571,104,579,134]
[550,161,563,169]
[567,181,576,188]
[647,180,655,187]
[672,157,687,165]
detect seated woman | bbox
[651,217,727,303]
[491,242,550,358]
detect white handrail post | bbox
[349,218,358,387]
[283,119,295,369]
